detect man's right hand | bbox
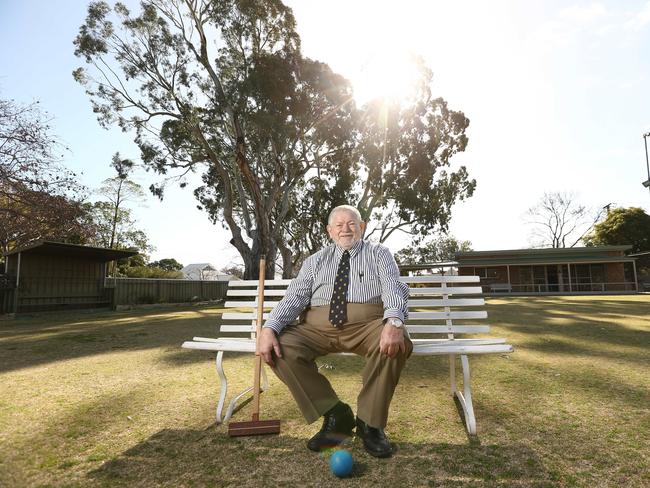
[258,327,282,367]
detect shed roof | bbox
[455,246,635,267]
[181,263,217,273]
[398,261,459,272]
[4,241,138,262]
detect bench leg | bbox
[214,352,271,424]
[215,351,227,423]
[449,354,477,435]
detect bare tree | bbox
[0,97,81,214]
[0,96,94,253]
[525,192,604,248]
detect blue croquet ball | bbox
[329,449,354,477]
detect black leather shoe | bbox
[355,417,393,458]
[307,402,355,452]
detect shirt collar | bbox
[334,239,364,260]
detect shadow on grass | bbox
[87,427,555,487]
[485,297,650,362]
[0,305,224,374]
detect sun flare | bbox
[350,47,423,105]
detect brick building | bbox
[455,246,638,294]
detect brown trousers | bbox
[270,303,413,428]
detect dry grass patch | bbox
[0,296,649,487]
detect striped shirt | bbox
[264,240,409,334]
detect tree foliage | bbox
[525,191,603,248]
[85,201,153,256]
[124,265,183,278]
[74,0,475,278]
[0,186,96,254]
[220,264,243,279]
[0,96,95,253]
[354,58,474,244]
[0,97,80,203]
[584,207,650,273]
[395,235,472,265]
[96,152,147,248]
[149,258,183,271]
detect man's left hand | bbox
[379,323,406,358]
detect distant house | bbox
[181,263,237,281]
[455,246,638,294]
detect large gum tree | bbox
[74,0,356,278]
[74,1,475,278]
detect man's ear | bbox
[360,221,366,233]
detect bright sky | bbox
[1,1,649,270]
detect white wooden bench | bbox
[182,275,513,435]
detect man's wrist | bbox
[262,325,280,335]
[385,318,404,329]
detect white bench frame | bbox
[182,275,513,435]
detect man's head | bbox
[327,205,366,250]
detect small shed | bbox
[1,241,137,313]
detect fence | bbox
[0,276,230,314]
[108,278,229,305]
[487,281,638,294]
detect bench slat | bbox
[224,301,282,308]
[222,312,272,320]
[406,325,490,333]
[224,298,485,309]
[412,343,513,355]
[409,311,488,320]
[227,277,479,286]
[218,324,492,334]
[408,298,485,307]
[227,279,293,286]
[227,289,287,297]
[400,276,480,283]
[408,286,483,295]
[412,338,507,346]
[183,340,255,353]
[191,337,505,347]
[193,336,251,343]
[183,340,513,355]
[222,310,487,321]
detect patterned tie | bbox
[329,250,350,327]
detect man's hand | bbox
[258,327,282,366]
[379,323,406,358]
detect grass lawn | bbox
[0,295,649,487]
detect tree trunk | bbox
[243,249,277,280]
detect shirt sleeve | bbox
[263,256,314,334]
[376,245,409,322]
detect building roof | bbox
[455,246,635,267]
[181,263,237,280]
[181,263,217,273]
[3,241,138,262]
[398,261,459,272]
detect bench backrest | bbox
[220,275,488,339]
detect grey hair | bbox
[328,205,363,224]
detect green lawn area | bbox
[1,296,649,487]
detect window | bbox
[475,267,499,279]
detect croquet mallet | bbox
[228,256,281,436]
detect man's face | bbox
[327,210,365,250]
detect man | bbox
[259,205,412,458]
